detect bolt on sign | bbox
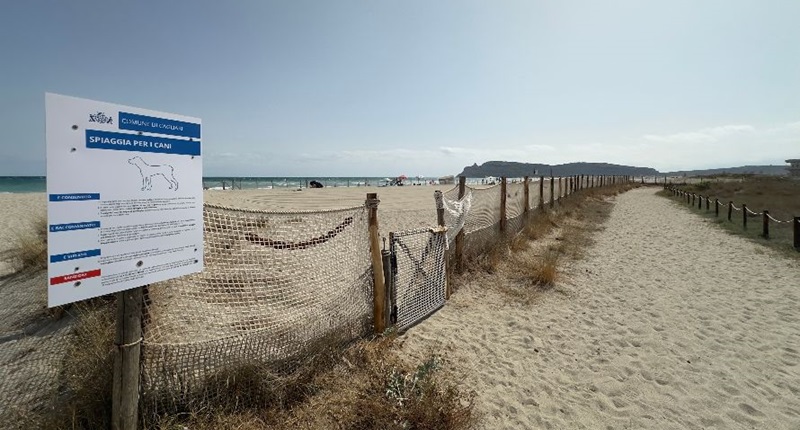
[45,93,203,306]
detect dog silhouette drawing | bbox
[128,156,179,191]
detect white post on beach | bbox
[112,286,143,430]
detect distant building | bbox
[787,159,800,177]
[438,175,455,185]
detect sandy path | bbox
[400,187,800,429]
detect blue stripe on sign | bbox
[49,221,101,233]
[118,112,201,139]
[50,248,101,263]
[86,129,201,156]
[49,193,101,202]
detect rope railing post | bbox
[455,176,466,273]
[762,210,769,239]
[728,201,733,221]
[742,203,748,230]
[550,176,555,207]
[794,217,800,251]
[500,177,507,233]
[715,199,719,217]
[367,192,386,333]
[698,194,702,210]
[705,196,709,211]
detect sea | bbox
[0,176,474,193]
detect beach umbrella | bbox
[398,174,408,180]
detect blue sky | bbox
[1,0,798,176]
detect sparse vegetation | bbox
[465,182,637,305]
[665,176,800,254]
[36,301,116,430]
[151,336,476,430]
[6,216,48,273]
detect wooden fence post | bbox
[794,217,800,251]
[705,196,709,211]
[742,203,748,230]
[698,195,702,210]
[434,190,450,299]
[550,176,555,207]
[539,176,544,209]
[455,177,466,273]
[500,177,507,233]
[591,175,594,188]
[112,286,143,430]
[762,210,770,239]
[366,193,386,333]
[728,201,733,221]
[715,199,719,217]
[523,176,530,214]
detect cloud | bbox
[642,125,756,144]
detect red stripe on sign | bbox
[50,269,101,285]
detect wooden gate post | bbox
[499,177,507,232]
[112,286,143,430]
[366,193,386,333]
[455,177,466,273]
[762,210,770,239]
[382,249,394,324]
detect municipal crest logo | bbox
[89,112,113,124]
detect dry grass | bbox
[466,236,508,274]
[152,336,477,430]
[5,216,48,273]
[38,300,116,430]
[510,249,560,290]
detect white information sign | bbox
[45,93,203,307]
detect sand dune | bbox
[400,187,800,429]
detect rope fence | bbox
[664,185,800,250]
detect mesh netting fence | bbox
[528,178,542,211]
[439,190,472,247]
[140,203,373,414]
[390,229,447,332]
[463,185,502,235]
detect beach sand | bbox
[400,187,800,429]
[3,186,799,428]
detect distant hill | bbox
[457,161,790,178]
[662,165,788,177]
[458,161,659,178]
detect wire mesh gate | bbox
[389,228,447,332]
